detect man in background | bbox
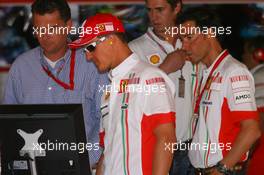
[179,7,261,175]
[129,0,200,174]
[3,0,108,168]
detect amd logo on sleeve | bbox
[234,91,252,104]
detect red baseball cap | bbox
[68,13,125,49]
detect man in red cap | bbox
[69,13,176,175]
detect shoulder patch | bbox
[233,90,252,104]
[146,77,165,85]
[230,75,250,89]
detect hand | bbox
[96,154,104,175]
[210,168,224,175]
[159,50,188,74]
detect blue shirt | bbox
[3,46,109,167]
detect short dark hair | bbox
[145,0,182,9]
[177,7,226,47]
[166,0,182,9]
[115,33,128,43]
[31,0,71,22]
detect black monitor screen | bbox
[0,104,91,175]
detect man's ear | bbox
[66,19,73,30]
[108,34,117,45]
[173,2,182,17]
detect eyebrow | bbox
[146,6,164,10]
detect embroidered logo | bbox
[234,91,252,104]
[146,77,165,85]
[97,22,114,32]
[147,54,161,65]
[231,75,250,90]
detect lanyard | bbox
[42,49,76,90]
[147,30,184,76]
[194,50,229,115]
[147,31,168,55]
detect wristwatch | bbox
[215,161,233,175]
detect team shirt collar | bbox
[39,47,72,69]
[203,49,229,76]
[109,53,139,80]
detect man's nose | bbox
[182,41,190,51]
[149,10,158,22]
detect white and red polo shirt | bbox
[99,53,176,175]
[189,50,259,168]
[129,27,201,142]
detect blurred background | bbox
[0,0,264,102]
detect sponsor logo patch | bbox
[119,77,140,93]
[230,75,249,82]
[147,54,161,65]
[202,101,213,106]
[97,22,114,32]
[119,79,129,93]
[231,75,250,90]
[146,77,165,85]
[234,91,252,104]
[128,77,140,84]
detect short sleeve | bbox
[140,69,176,129]
[224,68,259,121]
[141,70,175,115]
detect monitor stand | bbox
[17,129,46,175]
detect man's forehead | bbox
[33,11,64,24]
[146,0,169,7]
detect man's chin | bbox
[153,26,165,33]
[189,57,198,65]
[97,65,108,73]
[41,46,55,54]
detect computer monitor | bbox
[0,104,91,175]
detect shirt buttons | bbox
[48,87,52,90]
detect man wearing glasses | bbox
[69,13,176,175]
[3,0,108,168]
